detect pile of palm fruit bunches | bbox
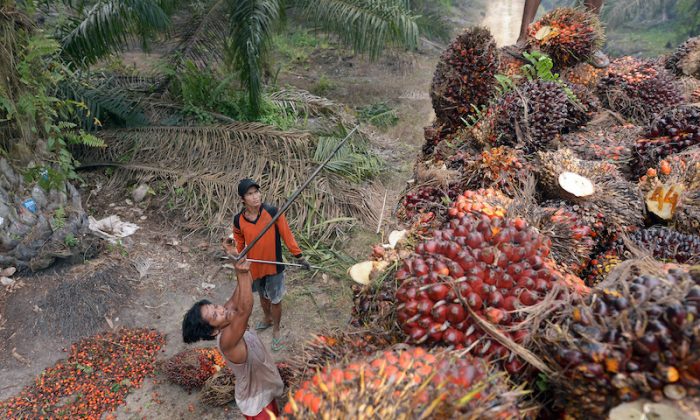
[281,8,700,419]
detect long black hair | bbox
[182,299,217,343]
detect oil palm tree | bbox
[35,0,419,116]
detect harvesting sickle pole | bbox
[233,125,360,263]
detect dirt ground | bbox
[0,4,498,418]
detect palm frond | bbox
[75,124,378,239]
[57,73,149,130]
[296,0,419,60]
[314,133,383,182]
[170,0,229,69]
[226,0,281,116]
[59,0,171,67]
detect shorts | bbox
[245,399,279,420]
[252,272,286,304]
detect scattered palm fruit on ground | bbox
[537,148,645,233]
[535,262,700,419]
[430,27,498,132]
[283,347,532,419]
[613,226,700,265]
[561,62,604,89]
[665,36,700,79]
[0,328,164,419]
[527,8,604,67]
[394,191,587,374]
[635,104,700,170]
[597,57,682,124]
[159,347,227,392]
[493,79,586,153]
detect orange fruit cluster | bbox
[448,188,509,220]
[0,328,164,420]
[161,347,227,391]
[527,8,602,66]
[283,347,519,418]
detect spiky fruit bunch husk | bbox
[562,125,639,177]
[283,347,530,419]
[536,263,700,419]
[422,123,451,156]
[677,76,700,103]
[539,206,596,274]
[200,371,236,407]
[613,226,700,265]
[493,80,571,152]
[160,348,227,392]
[537,148,645,230]
[287,328,397,389]
[635,104,700,170]
[665,36,700,79]
[394,191,584,374]
[454,147,534,197]
[566,82,600,127]
[430,27,498,132]
[527,8,604,67]
[561,63,604,89]
[597,57,683,124]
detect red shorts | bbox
[245,400,279,420]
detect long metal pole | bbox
[234,125,360,262]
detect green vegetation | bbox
[357,102,399,128]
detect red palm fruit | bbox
[446,304,467,324]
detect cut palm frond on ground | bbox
[76,123,379,239]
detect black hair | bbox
[182,299,217,344]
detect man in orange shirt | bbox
[231,178,309,352]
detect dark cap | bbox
[237,178,260,197]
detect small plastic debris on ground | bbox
[88,215,140,243]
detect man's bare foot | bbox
[588,50,610,69]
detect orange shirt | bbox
[233,203,302,281]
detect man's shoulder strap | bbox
[233,211,243,230]
[262,203,278,218]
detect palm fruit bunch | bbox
[665,36,700,79]
[422,123,449,155]
[456,146,534,196]
[287,328,396,389]
[283,347,530,419]
[537,149,645,235]
[635,104,700,170]
[430,27,498,132]
[561,63,604,89]
[497,47,525,79]
[597,57,682,124]
[493,79,571,152]
[562,125,639,175]
[527,8,604,67]
[584,249,623,286]
[399,185,460,221]
[394,189,578,374]
[613,226,700,265]
[535,263,700,419]
[159,347,227,392]
[566,82,600,127]
[538,205,596,274]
